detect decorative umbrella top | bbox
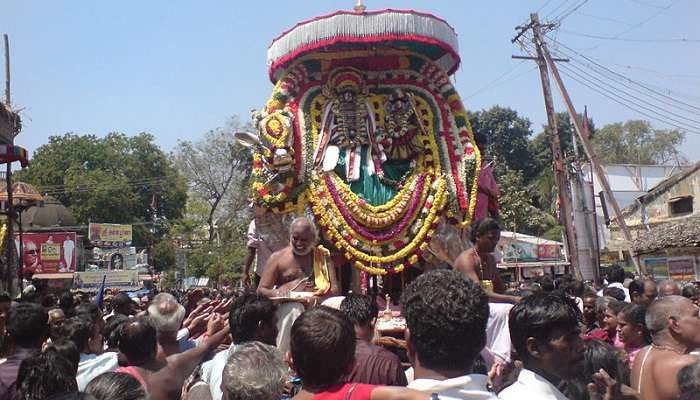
[0,181,44,208]
[266,8,460,83]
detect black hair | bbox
[74,303,102,325]
[605,298,626,315]
[401,270,489,371]
[41,293,57,308]
[290,307,355,387]
[536,276,555,293]
[678,359,700,399]
[606,264,625,284]
[58,291,74,316]
[682,284,698,299]
[0,291,11,303]
[44,340,81,375]
[104,315,129,349]
[566,280,585,298]
[602,287,626,302]
[509,292,581,361]
[469,217,500,244]
[228,290,276,343]
[340,293,377,326]
[61,316,97,353]
[118,317,157,366]
[6,302,48,348]
[619,304,651,345]
[17,350,78,400]
[565,339,629,399]
[628,279,645,297]
[85,372,147,400]
[112,293,133,314]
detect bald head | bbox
[289,217,318,256]
[646,295,700,351]
[658,280,682,297]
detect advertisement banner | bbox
[644,257,669,279]
[88,223,132,246]
[500,242,538,262]
[73,270,140,289]
[537,244,562,260]
[668,257,696,281]
[15,232,77,275]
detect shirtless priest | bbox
[257,217,340,354]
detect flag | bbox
[94,274,107,310]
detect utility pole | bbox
[3,34,15,293]
[514,14,582,279]
[536,30,643,275]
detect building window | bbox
[669,196,693,216]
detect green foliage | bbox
[497,168,556,236]
[591,120,686,165]
[468,106,533,178]
[184,241,248,283]
[15,132,187,247]
[152,240,176,272]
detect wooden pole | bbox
[535,21,643,275]
[529,14,582,279]
[3,34,15,293]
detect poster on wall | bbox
[668,257,696,281]
[14,232,77,275]
[644,257,669,279]
[88,223,132,247]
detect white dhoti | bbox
[275,302,305,355]
[486,302,513,362]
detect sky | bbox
[2,0,700,164]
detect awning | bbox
[0,145,29,167]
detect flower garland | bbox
[330,172,419,216]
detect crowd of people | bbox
[0,217,698,400]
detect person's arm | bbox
[454,253,519,304]
[257,252,282,298]
[148,320,230,400]
[242,246,256,288]
[326,258,341,297]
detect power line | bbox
[576,11,636,27]
[552,0,589,24]
[464,60,535,100]
[544,0,575,20]
[559,29,700,43]
[547,36,700,113]
[516,39,700,134]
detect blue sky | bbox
[3,0,699,162]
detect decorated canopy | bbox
[246,7,480,275]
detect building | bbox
[608,162,700,280]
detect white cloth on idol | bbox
[77,352,119,390]
[200,344,235,400]
[485,303,512,362]
[275,302,305,356]
[408,374,499,399]
[499,369,568,400]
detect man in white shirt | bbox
[596,264,630,302]
[402,270,498,399]
[499,293,585,400]
[63,316,119,390]
[199,291,278,400]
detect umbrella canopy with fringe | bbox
[0,181,44,209]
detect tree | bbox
[591,120,686,165]
[529,112,596,176]
[15,132,187,247]
[468,106,534,178]
[498,167,557,237]
[172,116,253,244]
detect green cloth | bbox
[334,146,410,206]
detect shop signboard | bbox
[668,257,696,281]
[73,270,140,289]
[15,232,77,275]
[88,223,132,247]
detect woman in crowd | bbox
[616,304,651,364]
[589,298,625,347]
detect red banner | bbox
[14,232,77,275]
